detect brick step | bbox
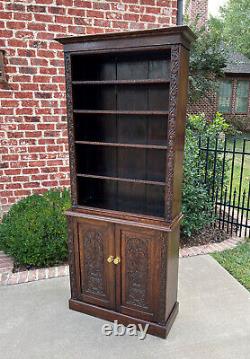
[0,265,69,286]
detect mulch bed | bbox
[180,226,230,248]
[13,264,33,273]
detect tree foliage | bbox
[210,0,250,58]
[185,0,250,103]
[184,10,227,103]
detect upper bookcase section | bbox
[56,26,196,53]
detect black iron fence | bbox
[198,135,250,238]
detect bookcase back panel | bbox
[116,84,169,112]
[71,52,171,81]
[74,114,167,146]
[117,58,170,80]
[73,86,116,111]
[117,115,167,145]
[73,84,169,111]
[76,144,166,182]
[77,177,165,217]
[71,56,116,81]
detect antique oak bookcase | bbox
[57,26,195,338]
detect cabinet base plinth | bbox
[69,299,179,339]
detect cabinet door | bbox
[77,219,115,309]
[115,226,162,322]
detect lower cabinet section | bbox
[67,214,180,338]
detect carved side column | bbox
[158,232,168,324]
[64,52,77,206]
[67,216,78,299]
[165,45,181,222]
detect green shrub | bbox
[181,124,214,236]
[181,112,233,237]
[0,189,71,268]
[187,112,233,190]
[187,112,232,135]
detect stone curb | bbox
[179,236,245,258]
[0,265,69,286]
[0,236,245,286]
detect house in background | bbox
[217,52,250,132]
[188,51,250,132]
[186,0,250,131]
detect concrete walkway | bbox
[0,255,249,359]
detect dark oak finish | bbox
[77,219,115,309]
[57,26,195,339]
[116,226,161,322]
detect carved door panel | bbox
[77,219,115,309]
[115,226,162,322]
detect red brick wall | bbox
[187,91,217,120]
[186,0,208,28]
[0,0,177,215]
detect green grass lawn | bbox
[212,239,250,291]
[226,134,250,194]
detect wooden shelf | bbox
[77,173,165,186]
[73,110,169,115]
[75,140,168,150]
[72,79,170,85]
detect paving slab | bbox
[0,255,249,359]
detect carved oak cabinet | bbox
[56,26,195,338]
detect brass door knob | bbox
[113,256,121,265]
[107,255,114,263]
